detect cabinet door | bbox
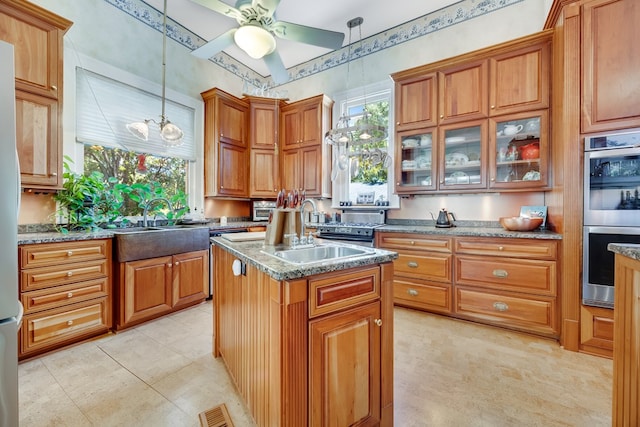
[580,305,613,358]
[218,96,248,148]
[489,110,549,189]
[120,257,172,327]
[172,250,208,309]
[438,60,488,124]
[309,301,381,427]
[489,40,551,116]
[439,120,487,190]
[395,73,437,130]
[15,90,61,188]
[300,145,322,196]
[218,142,248,197]
[281,107,301,149]
[582,0,640,132]
[281,149,300,191]
[396,128,437,193]
[249,98,278,149]
[300,102,321,146]
[250,148,279,197]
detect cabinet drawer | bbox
[454,238,557,260]
[20,298,110,357]
[20,239,109,269]
[377,233,452,252]
[21,277,109,314]
[394,252,452,283]
[309,266,380,318]
[394,279,451,314]
[455,287,557,335]
[456,256,556,296]
[21,259,108,291]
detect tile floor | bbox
[18,301,613,426]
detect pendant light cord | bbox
[161,0,168,122]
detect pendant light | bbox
[126,0,184,146]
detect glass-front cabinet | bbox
[489,110,548,189]
[396,128,437,192]
[439,120,487,190]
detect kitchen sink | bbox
[113,225,210,262]
[264,244,373,265]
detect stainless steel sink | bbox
[265,244,373,264]
[113,226,210,262]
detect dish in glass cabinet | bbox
[450,171,470,183]
[523,170,541,181]
[402,138,419,148]
[445,136,466,143]
[402,160,417,170]
[416,156,430,169]
[445,152,469,166]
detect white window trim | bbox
[63,46,204,211]
[330,79,399,209]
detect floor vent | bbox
[198,403,235,427]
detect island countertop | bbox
[211,237,398,281]
[608,243,640,261]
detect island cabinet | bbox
[115,249,208,330]
[201,88,249,197]
[581,0,640,133]
[611,252,640,426]
[391,29,552,195]
[213,245,394,427]
[376,232,453,314]
[279,94,333,198]
[18,239,112,359]
[0,0,72,190]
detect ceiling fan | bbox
[190,0,345,84]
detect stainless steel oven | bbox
[253,200,276,221]
[583,130,640,308]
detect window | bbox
[331,81,398,208]
[74,64,201,217]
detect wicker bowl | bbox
[499,216,543,231]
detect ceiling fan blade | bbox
[191,28,237,59]
[252,0,280,18]
[263,50,289,84]
[271,21,345,50]
[191,0,242,21]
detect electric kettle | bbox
[434,208,456,228]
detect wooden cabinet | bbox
[582,0,640,133]
[580,305,614,358]
[612,252,640,426]
[18,239,111,359]
[201,88,249,197]
[438,60,488,124]
[248,96,281,198]
[0,0,71,190]
[394,73,437,130]
[213,245,393,426]
[391,30,552,195]
[376,232,453,314]
[279,94,333,198]
[116,249,208,329]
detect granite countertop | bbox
[608,243,640,261]
[377,224,562,239]
[18,230,116,245]
[211,237,398,281]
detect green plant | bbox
[128,181,189,225]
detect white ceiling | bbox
[143,0,461,77]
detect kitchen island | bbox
[211,237,397,427]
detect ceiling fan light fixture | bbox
[234,24,276,59]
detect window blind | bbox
[76,67,196,160]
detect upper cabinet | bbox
[0,0,72,190]
[581,0,640,133]
[248,96,282,198]
[391,30,553,195]
[201,88,249,198]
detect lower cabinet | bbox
[18,239,112,359]
[580,305,614,358]
[115,249,208,330]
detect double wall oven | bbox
[583,130,640,309]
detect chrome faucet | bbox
[299,198,318,245]
[143,197,173,227]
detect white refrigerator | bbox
[0,40,23,427]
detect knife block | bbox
[264,209,300,246]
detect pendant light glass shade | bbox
[126,121,150,141]
[160,120,184,145]
[234,24,276,59]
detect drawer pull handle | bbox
[67,292,73,299]
[493,301,509,312]
[167,263,172,268]
[492,269,508,278]
[175,261,180,266]
[407,289,419,297]
[51,85,58,91]
[67,271,73,277]
[410,241,415,245]
[374,318,383,327]
[407,261,419,268]
[67,251,73,256]
[498,246,504,251]
[67,320,73,326]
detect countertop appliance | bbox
[0,40,23,427]
[583,130,640,308]
[253,200,277,221]
[317,209,386,247]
